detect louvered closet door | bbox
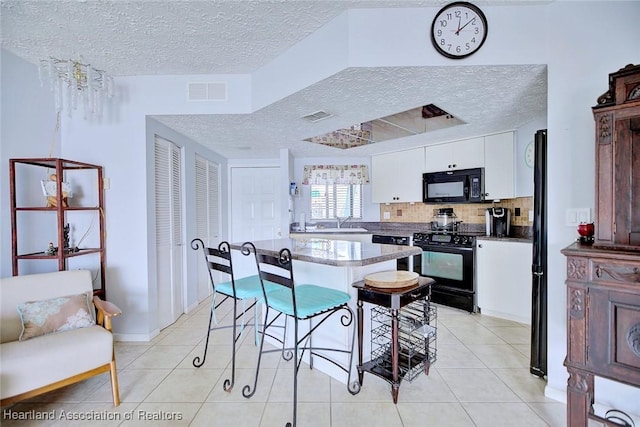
[155,136,184,330]
[195,155,221,301]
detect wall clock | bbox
[431,2,488,59]
[525,141,535,168]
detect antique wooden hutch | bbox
[562,64,640,426]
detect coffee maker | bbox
[485,207,511,237]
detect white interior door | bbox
[231,167,280,242]
[195,155,221,301]
[155,136,184,330]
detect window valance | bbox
[301,165,370,185]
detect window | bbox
[310,184,362,220]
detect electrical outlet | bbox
[528,210,534,222]
[515,207,521,217]
[383,211,391,219]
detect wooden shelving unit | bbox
[9,158,106,297]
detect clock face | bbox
[525,141,535,168]
[431,2,488,59]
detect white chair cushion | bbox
[0,325,113,399]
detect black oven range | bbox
[412,230,482,313]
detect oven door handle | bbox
[415,245,474,252]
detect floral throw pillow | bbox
[17,292,95,341]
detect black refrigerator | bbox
[530,129,548,377]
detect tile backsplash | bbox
[379,197,534,227]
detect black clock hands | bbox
[455,17,475,35]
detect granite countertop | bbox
[290,221,533,240]
[230,237,421,267]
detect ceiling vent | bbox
[301,110,333,122]
[188,82,228,101]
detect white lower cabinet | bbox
[475,239,532,325]
[371,147,425,203]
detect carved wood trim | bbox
[567,370,590,393]
[570,288,585,319]
[597,113,613,145]
[628,323,640,358]
[629,83,640,102]
[567,257,588,280]
[595,63,640,107]
[595,264,640,283]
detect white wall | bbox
[2,0,639,414]
[0,50,61,276]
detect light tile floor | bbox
[1,299,569,426]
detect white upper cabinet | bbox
[371,147,425,203]
[484,132,515,200]
[424,137,484,172]
[371,131,517,204]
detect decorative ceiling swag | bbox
[302,165,370,185]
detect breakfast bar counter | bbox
[230,237,421,267]
[229,237,421,384]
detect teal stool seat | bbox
[216,276,280,300]
[266,285,350,318]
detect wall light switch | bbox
[566,208,591,226]
[565,209,578,226]
[383,211,391,220]
[577,208,591,223]
[103,178,111,190]
[528,210,534,222]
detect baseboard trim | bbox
[544,384,566,403]
[113,329,159,342]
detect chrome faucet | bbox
[336,215,353,229]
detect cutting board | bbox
[364,270,419,290]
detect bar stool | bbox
[190,239,279,392]
[241,242,360,427]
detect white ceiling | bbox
[0,0,548,159]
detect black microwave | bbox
[423,168,485,204]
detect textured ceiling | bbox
[0,0,548,159]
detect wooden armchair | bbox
[0,270,122,406]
